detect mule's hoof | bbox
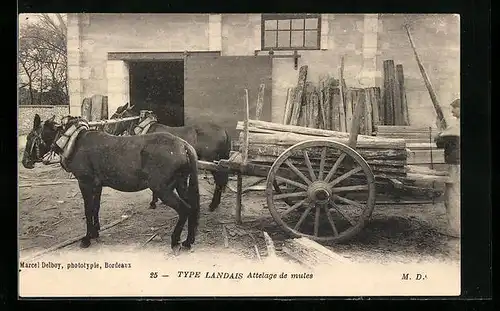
[80,237,91,248]
[89,231,99,239]
[149,204,157,209]
[208,204,218,212]
[171,244,182,256]
[181,241,192,251]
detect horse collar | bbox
[133,116,157,135]
[54,120,90,170]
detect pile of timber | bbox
[282,65,382,136]
[236,119,408,180]
[81,94,109,121]
[381,60,410,126]
[375,125,445,165]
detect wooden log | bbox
[376,125,439,133]
[318,80,327,129]
[344,88,354,131]
[348,88,366,149]
[236,119,407,147]
[367,87,381,131]
[282,237,352,269]
[396,64,410,126]
[255,84,266,120]
[248,152,406,167]
[81,97,92,121]
[283,87,296,125]
[382,60,395,125]
[364,88,373,135]
[331,87,341,131]
[290,65,308,125]
[406,165,450,176]
[240,132,406,150]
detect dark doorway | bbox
[129,61,184,126]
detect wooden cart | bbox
[197,90,451,244]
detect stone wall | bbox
[18,105,70,135]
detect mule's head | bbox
[104,102,138,135]
[22,114,61,169]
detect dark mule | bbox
[105,103,232,212]
[22,114,200,254]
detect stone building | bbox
[66,13,460,137]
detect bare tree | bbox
[18,14,68,106]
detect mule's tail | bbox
[183,140,200,227]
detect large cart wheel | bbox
[265,139,376,243]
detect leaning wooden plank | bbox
[311,89,320,128]
[369,87,381,130]
[255,84,266,120]
[364,88,373,135]
[338,56,347,132]
[289,65,309,125]
[20,212,136,262]
[283,87,296,125]
[282,237,352,269]
[236,120,407,146]
[396,64,410,126]
[344,88,354,131]
[347,88,366,149]
[331,87,341,131]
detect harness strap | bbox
[54,120,90,171]
[132,116,157,135]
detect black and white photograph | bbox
[18,13,461,297]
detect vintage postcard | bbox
[18,13,461,297]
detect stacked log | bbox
[375,125,445,165]
[236,120,408,180]
[81,94,109,121]
[381,60,410,126]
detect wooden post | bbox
[236,89,250,224]
[338,56,347,132]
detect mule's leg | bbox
[177,180,199,250]
[150,191,159,209]
[90,185,103,239]
[78,180,96,248]
[159,190,189,255]
[209,170,229,211]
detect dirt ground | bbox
[18,154,460,265]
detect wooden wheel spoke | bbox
[274,191,308,200]
[281,198,307,217]
[332,194,365,210]
[275,176,308,191]
[329,202,356,227]
[331,184,369,193]
[285,160,312,185]
[323,204,339,236]
[314,206,321,236]
[328,166,363,187]
[302,150,316,181]
[294,205,313,231]
[324,153,346,183]
[318,147,327,180]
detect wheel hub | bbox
[307,181,332,204]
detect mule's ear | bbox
[33,114,41,129]
[48,115,56,123]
